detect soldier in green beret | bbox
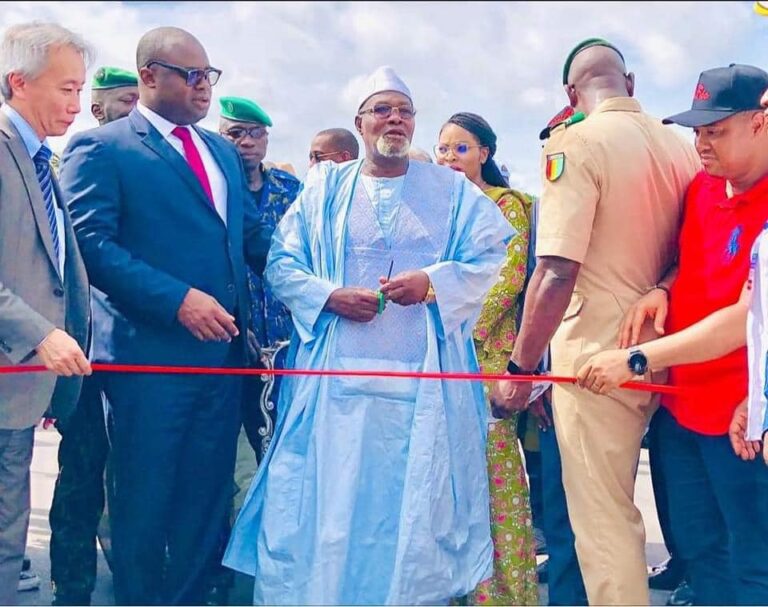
[47,66,138,606]
[203,96,301,605]
[90,66,139,125]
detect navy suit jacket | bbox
[59,109,272,367]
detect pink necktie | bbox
[171,126,214,206]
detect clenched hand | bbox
[379,271,430,306]
[35,328,91,376]
[325,288,380,322]
[177,288,239,342]
[729,399,761,461]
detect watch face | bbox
[629,352,647,375]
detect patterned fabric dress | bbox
[469,186,538,605]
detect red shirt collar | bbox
[703,172,768,209]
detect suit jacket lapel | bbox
[130,110,223,222]
[0,113,61,279]
[195,127,237,225]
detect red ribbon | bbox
[0,363,680,395]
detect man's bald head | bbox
[135,26,215,125]
[567,45,627,87]
[136,27,203,69]
[309,128,359,167]
[564,44,634,114]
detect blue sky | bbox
[2,1,767,194]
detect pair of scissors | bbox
[377,260,394,314]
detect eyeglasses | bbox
[433,143,484,158]
[358,104,416,120]
[145,60,222,87]
[223,126,268,140]
[309,150,341,162]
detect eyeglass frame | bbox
[433,142,485,158]
[358,103,417,121]
[221,125,269,141]
[144,59,223,87]
[309,150,344,162]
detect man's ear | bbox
[564,83,577,108]
[625,71,635,97]
[354,115,363,136]
[91,102,104,122]
[341,151,352,161]
[139,66,156,88]
[752,110,767,135]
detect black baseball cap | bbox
[663,64,768,127]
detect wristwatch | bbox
[506,359,539,376]
[423,281,436,304]
[627,348,648,375]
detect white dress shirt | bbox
[136,102,228,224]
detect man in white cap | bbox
[223,65,513,604]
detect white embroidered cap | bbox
[357,65,412,110]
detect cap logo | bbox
[694,83,711,101]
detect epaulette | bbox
[539,108,586,141]
[266,167,301,195]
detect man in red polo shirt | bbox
[579,64,768,605]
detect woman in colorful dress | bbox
[436,112,538,605]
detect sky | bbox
[2,1,768,195]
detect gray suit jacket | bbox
[0,112,90,429]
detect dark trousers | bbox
[540,400,587,606]
[656,406,768,605]
[49,375,109,599]
[519,412,544,531]
[104,365,242,606]
[647,409,684,571]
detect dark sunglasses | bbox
[358,103,416,120]
[223,126,268,140]
[145,59,222,87]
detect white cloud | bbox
[1,0,766,195]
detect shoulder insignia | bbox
[539,108,586,141]
[545,152,565,182]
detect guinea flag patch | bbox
[546,152,565,182]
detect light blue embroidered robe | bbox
[223,158,514,605]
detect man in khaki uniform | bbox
[491,38,699,604]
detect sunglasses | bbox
[358,103,416,120]
[145,59,222,87]
[433,143,484,158]
[223,126,268,140]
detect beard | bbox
[375,134,411,158]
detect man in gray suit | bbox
[0,22,92,605]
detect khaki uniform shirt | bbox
[537,97,700,375]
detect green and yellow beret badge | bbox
[219,96,273,127]
[91,66,138,90]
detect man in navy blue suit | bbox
[59,26,272,605]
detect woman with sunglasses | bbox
[436,112,538,605]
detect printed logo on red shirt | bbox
[694,83,711,101]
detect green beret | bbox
[562,38,625,84]
[219,96,273,127]
[91,66,138,90]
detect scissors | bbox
[377,260,394,314]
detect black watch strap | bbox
[507,359,538,376]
